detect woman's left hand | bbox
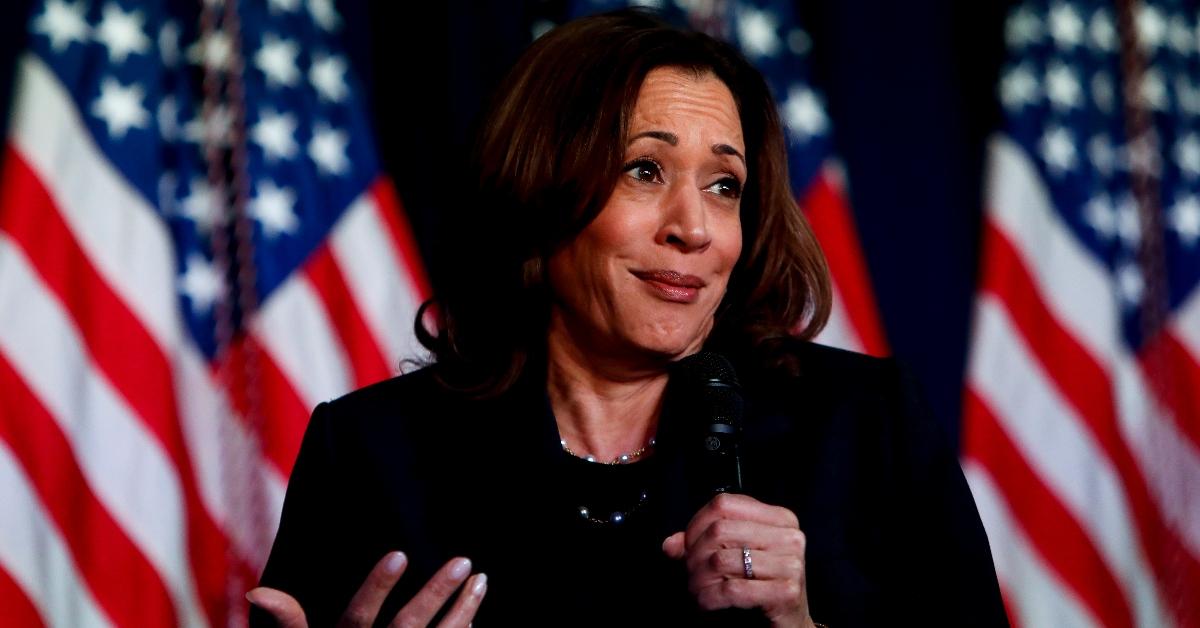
[662,493,816,628]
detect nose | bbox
[656,183,711,253]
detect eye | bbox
[622,158,663,184]
[706,176,743,199]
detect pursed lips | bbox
[630,269,706,303]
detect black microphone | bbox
[675,351,744,496]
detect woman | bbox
[248,9,1007,627]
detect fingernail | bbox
[385,552,407,574]
[449,557,471,580]
[245,589,266,609]
[471,573,488,596]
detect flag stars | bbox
[188,30,233,72]
[736,7,780,58]
[1088,134,1116,175]
[268,0,301,12]
[1005,6,1042,48]
[92,77,149,139]
[184,105,234,148]
[180,254,223,314]
[159,21,180,67]
[786,29,811,56]
[1048,3,1084,49]
[1084,194,1117,239]
[255,34,301,88]
[310,53,349,102]
[1116,262,1144,307]
[1115,196,1141,249]
[1045,63,1082,109]
[1000,64,1039,111]
[250,180,299,238]
[1139,70,1168,111]
[781,86,828,142]
[1175,134,1200,179]
[157,95,179,141]
[1169,194,1200,247]
[32,0,89,53]
[252,109,299,161]
[1089,9,1117,52]
[308,0,342,31]
[309,124,349,175]
[181,179,224,233]
[95,3,151,64]
[1091,71,1115,112]
[1167,16,1193,56]
[1175,76,1200,116]
[1040,126,1077,175]
[1136,5,1166,52]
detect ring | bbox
[742,546,755,579]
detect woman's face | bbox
[547,67,745,365]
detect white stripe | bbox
[10,54,180,356]
[1173,284,1200,364]
[329,194,427,368]
[988,134,1200,552]
[0,237,207,628]
[254,273,352,408]
[0,440,113,628]
[968,295,1170,628]
[964,462,1101,628]
[813,284,865,354]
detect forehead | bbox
[629,67,743,149]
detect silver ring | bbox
[742,546,755,579]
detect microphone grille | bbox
[675,351,740,388]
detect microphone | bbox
[674,351,744,496]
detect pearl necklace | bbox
[559,437,656,464]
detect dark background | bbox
[0,0,1012,451]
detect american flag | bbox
[566,0,889,357]
[0,0,427,625]
[962,0,1200,626]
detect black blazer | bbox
[255,341,1008,627]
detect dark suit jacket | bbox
[255,340,1008,627]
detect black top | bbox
[254,340,1009,627]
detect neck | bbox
[545,320,669,464]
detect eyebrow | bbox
[629,130,746,165]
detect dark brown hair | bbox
[416,9,831,395]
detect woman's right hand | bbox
[246,552,488,628]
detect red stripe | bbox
[997,583,1021,628]
[220,334,310,477]
[1136,330,1200,452]
[370,177,432,300]
[0,147,230,625]
[0,564,47,628]
[964,390,1132,628]
[303,244,393,389]
[800,169,889,356]
[978,219,1200,622]
[0,351,177,627]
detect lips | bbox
[631,269,706,303]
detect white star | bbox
[1168,15,1193,55]
[1169,194,1200,247]
[1089,9,1117,51]
[310,53,349,102]
[1116,261,1144,307]
[1045,63,1082,109]
[1092,71,1115,112]
[736,7,780,58]
[32,0,89,52]
[269,0,301,12]
[1176,75,1200,116]
[1005,6,1042,48]
[1176,133,1200,179]
[95,3,151,64]
[1088,134,1116,175]
[308,0,341,31]
[187,30,232,72]
[91,77,149,139]
[1136,5,1166,52]
[159,21,180,67]
[179,254,223,314]
[781,86,827,141]
[250,180,299,238]
[309,124,349,175]
[1048,3,1084,49]
[1115,195,1142,248]
[255,34,300,88]
[787,29,811,56]
[1124,132,1161,177]
[181,178,224,233]
[1140,69,1168,110]
[999,64,1039,110]
[1040,126,1077,175]
[251,109,298,161]
[184,105,234,148]
[1084,194,1117,239]
[157,95,179,141]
